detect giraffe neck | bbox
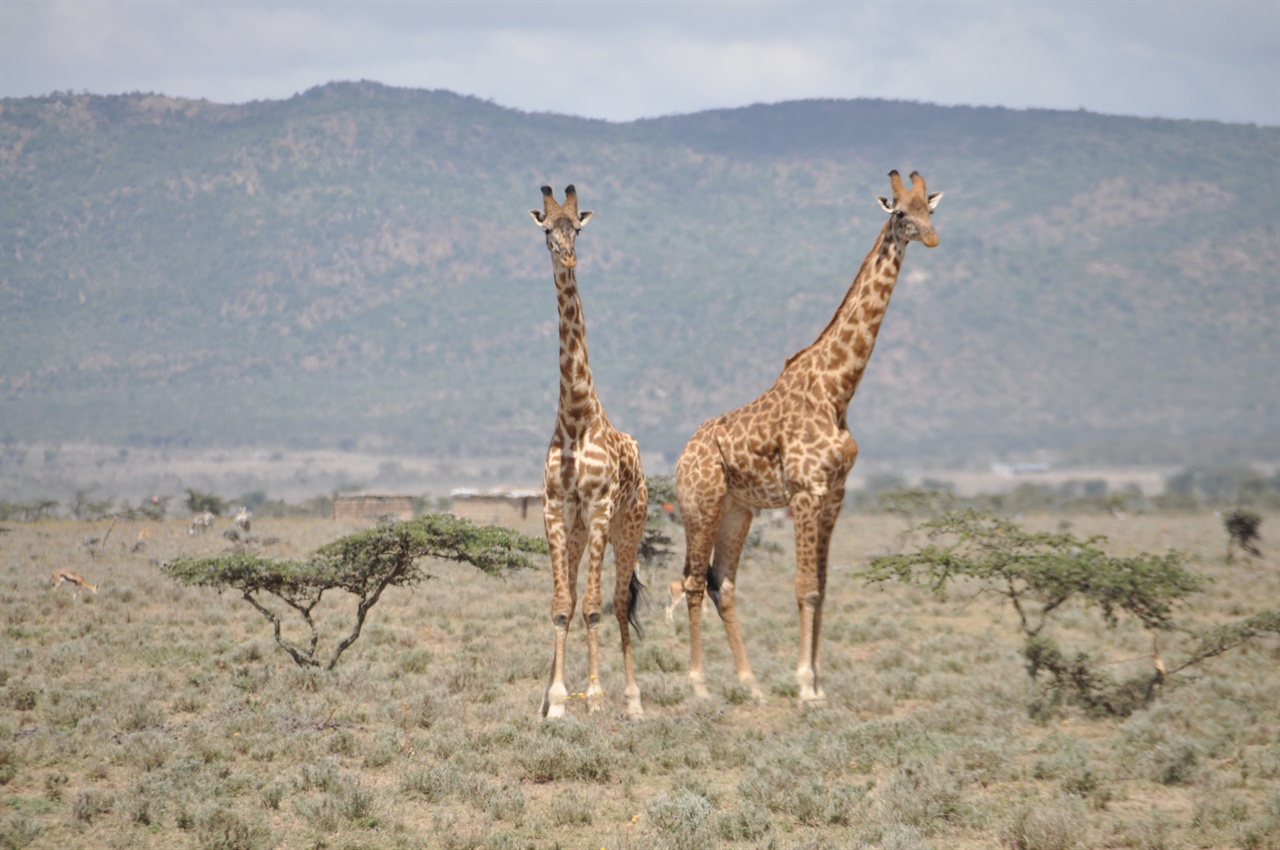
[552,261,601,442]
[791,220,906,413]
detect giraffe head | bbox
[876,170,942,248]
[530,184,594,269]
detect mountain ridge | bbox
[1,82,1275,471]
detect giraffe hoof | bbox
[586,683,605,713]
[542,683,568,719]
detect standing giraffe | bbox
[530,185,648,720]
[675,170,942,704]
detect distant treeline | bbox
[4,465,1276,523]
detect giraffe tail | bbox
[626,570,645,640]
[705,567,724,618]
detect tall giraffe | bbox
[675,170,942,704]
[530,185,648,720]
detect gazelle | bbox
[235,507,252,533]
[665,579,712,626]
[52,569,98,599]
[188,511,215,536]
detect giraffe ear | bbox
[530,209,547,225]
[577,210,594,228]
[876,196,894,213]
[927,192,943,211]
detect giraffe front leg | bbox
[542,626,571,720]
[582,505,611,713]
[791,491,826,704]
[541,499,583,720]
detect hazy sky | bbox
[2,0,1277,126]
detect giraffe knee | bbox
[586,612,601,627]
[552,613,569,628]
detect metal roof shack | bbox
[449,488,542,525]
[331,493,416,522]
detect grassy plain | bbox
[1,510,1277,849]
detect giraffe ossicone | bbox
[531,185,649,720]
[675,170,943,706]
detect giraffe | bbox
[529,185,649,720]
[675,170,942,704]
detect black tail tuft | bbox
[627,570,645,640]
[705,568,724,617]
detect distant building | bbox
[450,488,542,525]
[332,493,415,522]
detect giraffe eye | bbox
[895,210,905,219]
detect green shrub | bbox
[0,814,41,850]
[646,790,716,850]
[1001,796,1087,850]
[197,805,269,850]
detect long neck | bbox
[552,261,600,441]
[789,219,906,413]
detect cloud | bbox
[2,0,1276,125]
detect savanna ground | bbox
[1,509,1277,849]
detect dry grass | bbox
[0,510,1277,849]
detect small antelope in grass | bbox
[665,579,711,627]
[52,569,98,599]
[235,507,252,534]
[188,511,215,536]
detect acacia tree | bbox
[1223,507,1263,562]
[163,514,547,670]
[860,510,1204,638]
[640,475,678,574]
[185,488,227,517]
[858,510,1212,715]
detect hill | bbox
[1,82,1276,474]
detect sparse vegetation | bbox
[0,509,1275,848]
[859,509,1280,719]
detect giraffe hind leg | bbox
[609,490,647,719]
[791,490,832,704]
[711,500,764,701]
